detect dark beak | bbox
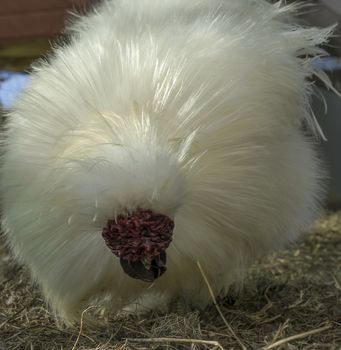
[120,252,167,283]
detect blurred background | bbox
[0,0,340,207]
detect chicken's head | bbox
[102,208,174,282]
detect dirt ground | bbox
[0,210,340,350]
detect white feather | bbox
[0,0,333,323]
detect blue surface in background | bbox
[312,57,341,71]
[0,71,30,108]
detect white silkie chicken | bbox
[0,0,334,323]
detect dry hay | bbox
[0,211,341,350]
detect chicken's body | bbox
[1,0,331,323]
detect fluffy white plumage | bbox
[1,0,333,323]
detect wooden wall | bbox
[0,0,90,42]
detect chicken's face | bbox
[51,119,184,282]
[102,208,174,282]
